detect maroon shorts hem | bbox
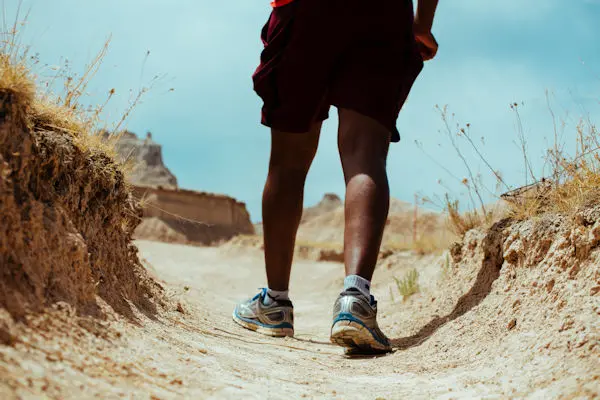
[332,102,402,143]
[260,109,330,133]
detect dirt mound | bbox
[223,235,345,263]
[388,197,414,214]
[301,193,342,223]
[297,195,450,252]
[135,217,189,244]
[136,215,251,246]
[0,58,162,328]
[379,208,600,395]
[226,195,451,257]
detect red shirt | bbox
[271,0,294,7]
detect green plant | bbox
[441,253,451,280]
[394,269,420,301]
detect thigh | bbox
[337,109,390,164]
[269,123,322,171]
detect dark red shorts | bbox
[253,0,423,142]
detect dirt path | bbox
[2,240,598,399]
[129,241,482,399]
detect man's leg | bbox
[263,123,322,290]
[338,109,391,280]
[329,108,392,353]
[233,123,321,337]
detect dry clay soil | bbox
[1,239,599,399]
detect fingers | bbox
[415,33,438,61]
[416,41,437,61]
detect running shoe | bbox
[330,288,392,353]
[233,288,294,337]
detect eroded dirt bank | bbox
[0,82,164,334]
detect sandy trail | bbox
[2,239,597,399]
[134,241,473,400]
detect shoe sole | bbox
[330,320,391,354]
[232,312,294,338]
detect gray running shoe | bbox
[233,288,294,337]
[330,288,392,353]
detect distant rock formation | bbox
[296,194,450,251]
[132,186,254,245]
[108,131,178,189]
[227,193,452,259]
[104,130,254,245]
[301,193,343,223]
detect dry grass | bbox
[1,30,113,154]
[0,54,34,123]
[445,196,486,237]
[417,106,511,238]
[432,98,599,238]
[1,9,159,178]
[504,119,600,219]
[0,32,139,213]
[444,195,507,237]
[1,15,171,243]
[384,230,455,256]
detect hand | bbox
[414,25,438,61]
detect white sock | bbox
[263,288,289,306]
[344,275,371,298]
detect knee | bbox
[337,110,390,166]
[269,136,318,176]
[338,132,388,172]
[269,153,314,186]
[268,152,314,187]
[269,128,320,176]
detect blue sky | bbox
[5,0,600,221]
